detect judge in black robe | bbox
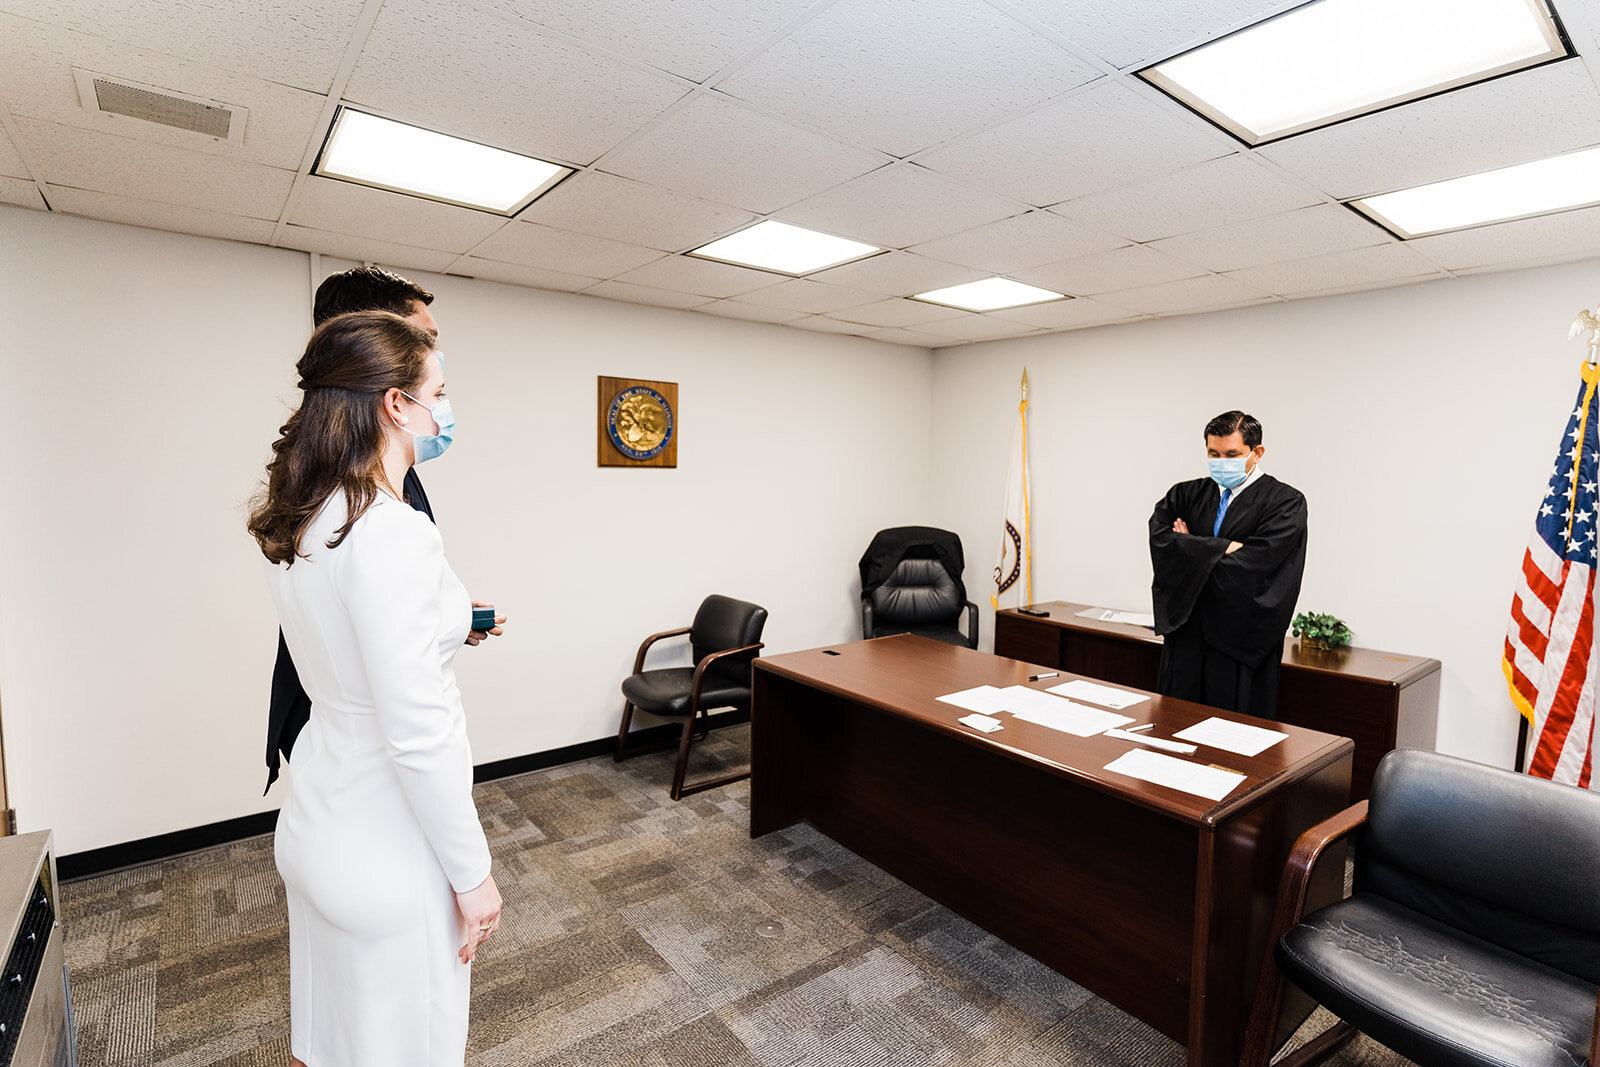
[1149,414,1307,720]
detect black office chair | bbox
[1242,748,1600,1067]
[858,526,978,648]
[614,594,767,801]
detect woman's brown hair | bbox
[248,311,436,565]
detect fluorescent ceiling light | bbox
[912,278,1067,312]
[687,220,882,275]
[1350,144,1600,238]
[316,108,571,214]
[1141,0,1566,145]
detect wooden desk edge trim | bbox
[1199,737,1355,829]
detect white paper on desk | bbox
[1047,679,1149,710]
[958,713,1004,733]
[1173,717,1289,757]
[936,685,1010,715]
[1073,607,1156,628]
[1103,749,1246,801]
[997,686,1134,736]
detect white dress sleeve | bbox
[338,500,492,893]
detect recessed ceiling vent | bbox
[72,69,247,144]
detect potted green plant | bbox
[1292,612,1352,652]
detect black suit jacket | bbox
[265,467,434,790]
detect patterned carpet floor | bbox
[61,724,1417,1066]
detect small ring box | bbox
[472,606,497,631]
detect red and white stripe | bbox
[1505,530,1596,788]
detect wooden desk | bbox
[995,602,1440,800]
[751,635,1352,1067]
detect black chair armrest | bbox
[689,642,766,710]
[632,626,692,675]
[861,595,874,639]
[1240,799,1369,1067]
[962,601,979,648]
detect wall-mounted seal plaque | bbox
[598,376,678,468]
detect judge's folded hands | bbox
[456,872,503,964]
[1171,517,1243,554]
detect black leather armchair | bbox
[1243,748,1600,1067]
[614,594,766,801]
[858,526,978,649]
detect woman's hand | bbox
[456,872,502,964]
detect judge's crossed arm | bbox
[1170,517,1242,554]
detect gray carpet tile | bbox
[60,724,1418,1066]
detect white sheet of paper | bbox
[958,713,1004,733]
[1103,749,1245,801]
[1047,679,1149,710]
[1173,717,1290,757]
[936,685,1010,715]
[997,686,1134,736]
[1103,728,1198,755]
[1073,607,1156,627]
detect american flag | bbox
[1504,364,1599,788]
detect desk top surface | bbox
[755,634,1353,828]
[1002,601,1441,686]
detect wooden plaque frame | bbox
[597,376,678,468]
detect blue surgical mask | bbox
[1208,456,1249,489]
[397,389,454,464]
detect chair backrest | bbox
[859,526,966,599]
[869,558,964,627]
[1356,748,1600,983]
[689,594,767,687]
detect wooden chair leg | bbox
[1270,1020,1358,1067]
[669,713,698,801]
[614,700,636,762]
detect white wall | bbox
[0,205,933,854]
[932,262,1600,769]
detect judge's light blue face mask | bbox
[397,389,454,464]
[1208,456,1249,489]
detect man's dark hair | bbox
[312,266,433,326]
[1204,410,1262,448]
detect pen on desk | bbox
[1028,672,1059,681]
[1128,723,1154,733]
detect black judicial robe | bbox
[264,467,434,790]
[1148,474,1307,720]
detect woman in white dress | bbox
[247,311,503,1066]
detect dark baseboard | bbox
[57,710,751,882]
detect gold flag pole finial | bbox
[1020,368,1029,404]
[1569,306,1600,365]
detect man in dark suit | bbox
[265,267,503,789]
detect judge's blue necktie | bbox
[1213,488,1232,537]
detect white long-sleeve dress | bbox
[265,490,491,1066]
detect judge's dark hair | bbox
[312,266,433,327]
[248,311,435,565]
[1204,410,1262,448]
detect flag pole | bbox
[1020,368,1031,606]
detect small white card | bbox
[1173,717,1290,757]
[936,685,1010,715]
[1103,749,1245,801]
[958,713,1004,733]
[1048,679,1149,710]
[997,686,1134,736]
[1074,607,1157,628]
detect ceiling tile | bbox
[864,326,946,347]
[286,176,510,253]
[912,315,1046,342]
[597,94,885,214]
[46,185,276,243]
[610,254,785,297]
[17,117,294,218]
[1051,154,1322,242]
[0,175,44,209]
[696,300,807,324]
[480,0,820,83]
[782,164,1024,250]
[276,224,457,273]
[727,278,884,314]
[345,0,688,167]
[517,171,756,252]
[828,297,967,328]
[1147,204,1390,273]
[1096,273,1271,313]
[989,295,1144,329]
[788,315,879,335]
[582,280,716,309]
[0,0,365,92]
[915,80,1230,205]
[0,15,326,171]
[0,124,28,178]
[1011,243,1203,295]
[1224,243,1445,296]
[471,220,663,277]
[714,0,1101,156]
[803,250,988,296]
[1257,61,1600,200]
[1406,206,1600,272]
[448,256,601,292]
[908,211,1124,274]
[1003,0,1293,69]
